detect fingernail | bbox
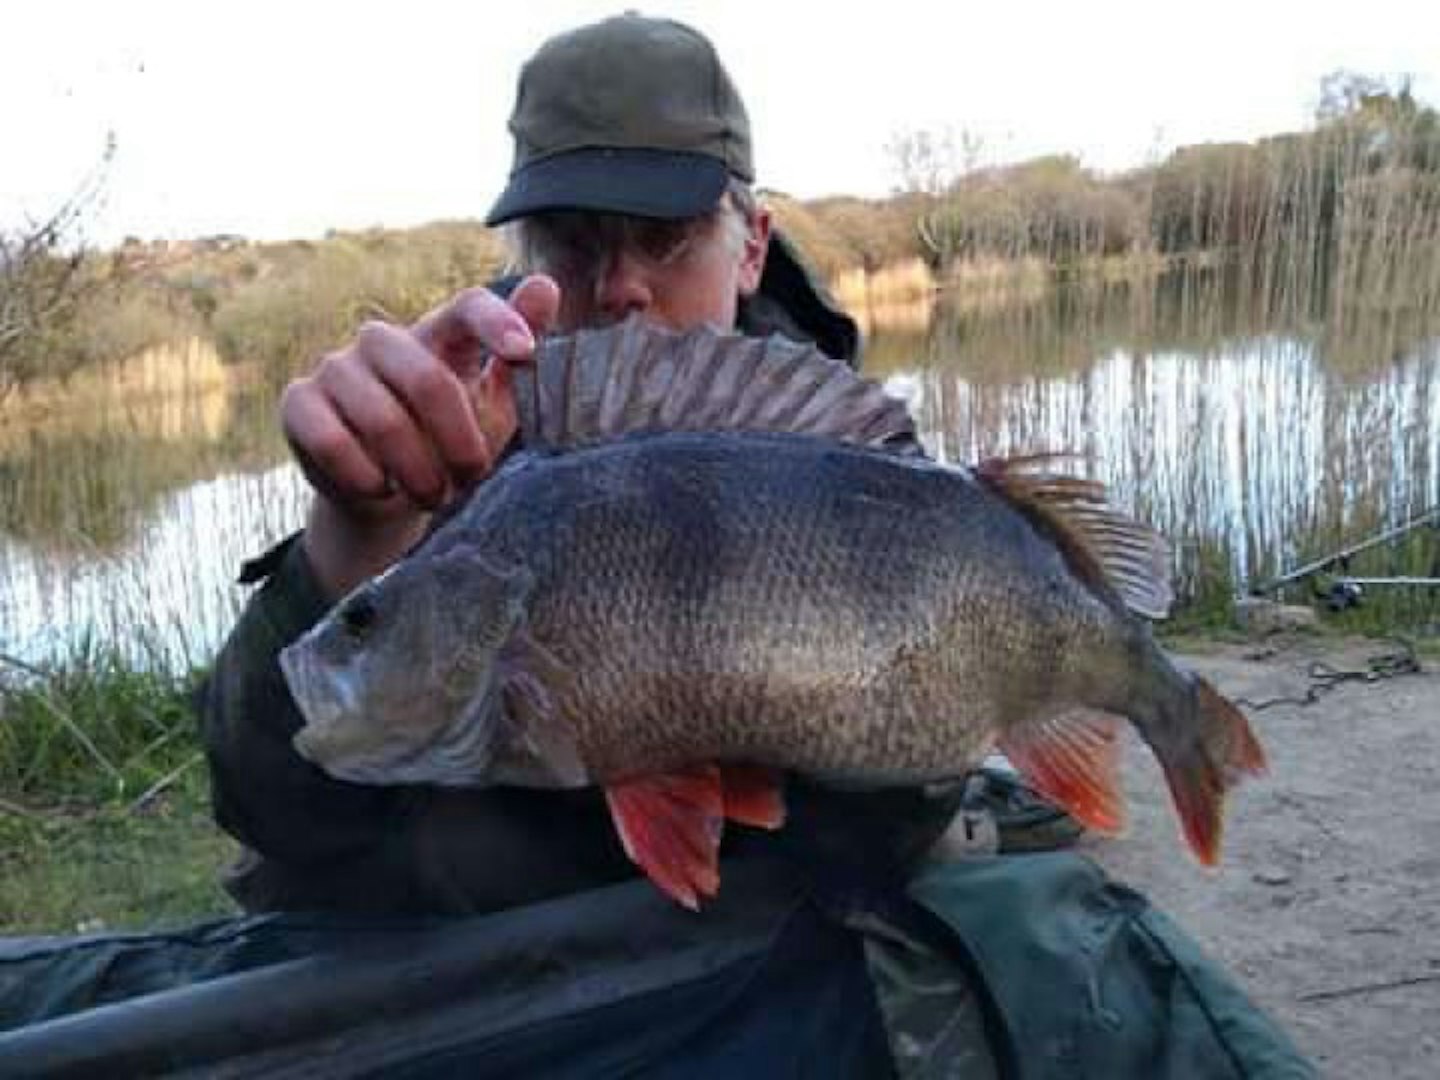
[500,329,532,356]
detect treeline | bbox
[0,220,507,397]
[889,76,1440,316]
[200,222,503,383]
[3,74,1437,391]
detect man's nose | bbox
[593,250,655,317]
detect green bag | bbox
[890,853,1315,1079]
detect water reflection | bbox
[879,335,1439,603]
[0,340,281,553]
[2,274,1438,670]
[865,267,1440,610]
[1,465,309,671]
[1,339,297,669]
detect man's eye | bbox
[537,243,595,282]
[340,597,378,639]
[635,221,695,262]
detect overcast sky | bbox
[4,0,1438,246]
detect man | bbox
[194,14,1308,1075]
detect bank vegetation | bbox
[2,73,1436,401]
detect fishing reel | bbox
[1309,552,1365,612]
[1319,578,1364,612]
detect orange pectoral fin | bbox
[998,709,1127,835]
[720,764,786,830]
[604,766,726,910]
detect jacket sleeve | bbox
[196,534,423,910]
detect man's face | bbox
[522,202,771,333]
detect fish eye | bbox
[340,595,378,639]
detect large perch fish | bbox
[281,317,1267,909]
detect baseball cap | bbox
[485,13,754,226]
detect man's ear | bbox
[736,206,772,296]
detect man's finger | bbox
[411,286,536,368]
[280,379,391,502]
[316,351,451,508]
[358,321,494,484]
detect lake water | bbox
[2,274,1438,671]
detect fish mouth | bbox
[279,641,428,782]
[279,642,357,765]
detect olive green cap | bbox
[485,13,754,225]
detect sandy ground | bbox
[1085,635,1439,1078]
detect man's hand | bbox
[280,275,561,598]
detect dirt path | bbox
[1086,635,1439,1078]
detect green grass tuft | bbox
[0,774,237,934]
[1,642,205,804]
[0,649,238,934]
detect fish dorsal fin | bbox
[513,314,919,454]
[977,454,1174,620]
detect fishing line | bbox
[1235,637,1423,711]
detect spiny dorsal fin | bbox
[513,315,919,454]
[977,453,1174,619]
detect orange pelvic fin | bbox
[1161,678,1268,866]
[998,709,1127,835]
[605,766,725,910]
[720,764,787,830]
[604,764,788,909]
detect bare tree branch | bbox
[0,133,116,398]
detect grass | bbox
[1,644,204,804]
[0,774,237,935]
[0,647,239,934]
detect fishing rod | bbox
[1249,506,1440,597]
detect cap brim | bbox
[485,147,729,226]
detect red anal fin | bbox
[604,766,725,910]
[720,765,786,830]
[998,709,1127,835]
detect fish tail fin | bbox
[604,764,786,909]
[1156,676,1268,866]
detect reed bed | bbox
[832,258,936,308]
[864,247,1440,633]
